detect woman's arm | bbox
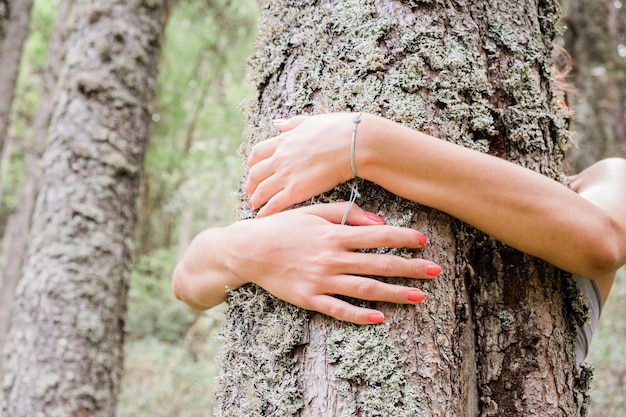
[172,202,441,324]
[567,157,626,300]
[246,114,626,294]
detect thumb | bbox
[272,115,309,132]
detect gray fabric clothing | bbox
[574,275,603,365]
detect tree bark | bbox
[0,0,34,178]
[0,0,171,415]
[216,0,590,416]
[0,0,74,371]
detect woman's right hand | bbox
[246,113,360,217]
[173,202,441,324]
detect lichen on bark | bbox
[216,285,306,417]
[327,324,424,417]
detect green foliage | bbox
[0,146,25,213]
[121,245,227,415]
[125,248,199,343]
[118,0,258,415]
[117,326,224,417]
[136,0,258,254]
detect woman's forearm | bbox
[245,112,626,295]
[357,114,626,283]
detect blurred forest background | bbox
[0,0,624,415]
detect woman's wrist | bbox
[206,225,250,291]
[354,113,391,184]
[173,226,249,310]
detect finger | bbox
[248,136,280,168]
[302,202,386,226]
[300,203,429,249]
[326,275,429,305]
[249,176,286,213]
[341,224,428,250]
[337,253,441,280]
[246,158,276,197]
[307,294,387,325]
[256,188,293,217]
[272,115,309,132]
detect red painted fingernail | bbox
[426,264,441,277]
[418,233,427,246]
[407,290,425,302]
[368,312,385,323]
[364,211,384,224]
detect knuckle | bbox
[408,260,423,278]
[254,183,267,200]
[248,146,261,164]
[375,256,395,276]
[356,280,377,299]
[262,197,275,212]
[375,228,396,247]
[350,310,361,324]
[294,293,314,311]
[394,287,409,303]
[327,303,347,321]
[321,252,343,269]
[246,169,259,187]
[319,229,343,247]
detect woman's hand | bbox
[173,202,441,325]
[246,113,359,217]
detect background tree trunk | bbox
[0,0,34,200]
[0,1,10,43]
[0,0,74,371]
[562,0,626,170]
[0,0,171,415]
[216,0,589,416]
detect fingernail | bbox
[418,233,427,246]
[407,289,425,302]
[364,211,384,224]
[367,312,385,323]
[247,200,253,210]
[426,264,441,277]
[273,118,287,124]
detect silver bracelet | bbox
[350,113,362,179]
[342,113,363,225]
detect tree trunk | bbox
[0,0,74,371]
[0,0,34,178]
[0,1,10,43]
[0,0,171,415]
[562,0,626,170]
[216,0,590,416]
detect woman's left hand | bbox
[246,113,359,217]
